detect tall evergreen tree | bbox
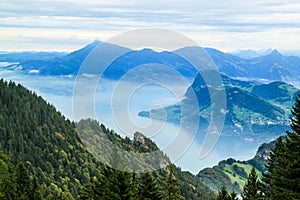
[215,186,238,200]
[79,182,95,200]
[80,147,134,200]
[131,172,139,199]
[215,185,229,200]
[163,165,184,200]
[242,167,261,200]
[138,172,163,200]
[14,162,31,199]
[262,94,300,199]
[0,151,15,200]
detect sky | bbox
[1,0,300,52]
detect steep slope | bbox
[0,79,101,198]
[197,140,276,193]
[77,119,215,200]
[0,78,214,199]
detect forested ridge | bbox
[0,78,214,199]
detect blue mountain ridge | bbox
[5,41,300,86]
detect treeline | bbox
[80,163,184,199]
[216,95,300,199]
[0,147,184,200]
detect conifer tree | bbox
[0,151,15,199]
[15,162,31,199]
[215,185,229,200]
[13,162,42,200]
[262,94,300,199]
[80,147,134,200]
[138,172,163,200]
[79,182,94,200]
[242,167,261,200]
[215,186,238,200]
[163,165,184,200]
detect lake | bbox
[0,62,259,173]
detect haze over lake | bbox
[0,62,259,173]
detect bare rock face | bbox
[133,132,146,146]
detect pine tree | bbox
[138,172,163,200]
[131,172,139,199]
[14,162,42,200]
[215,185,230,200]
[0,151,15,199]
[285,94,300,199]
[29,177,42,200]
[79,182,93,199]
[242,167,261,200]
[163,165,184,200]
[117,171,134,200]
[80,147,134,200]
[261,137,288,198]
[262,94,300,199]
[15,162,31,200]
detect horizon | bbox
[1,41,299,58]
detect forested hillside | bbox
[0,78,214,199]
[0,79,102,198]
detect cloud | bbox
[0,0,300,51]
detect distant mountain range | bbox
[139,73,299,141]
[3,41,300,86]
[2,40,299,141]
[229,49,273,59]
[6,41,198,80]
[0,51,66,62]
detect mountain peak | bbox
[269,49,282,56]
[85,40,101,48]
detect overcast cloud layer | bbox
[1,0,300,51]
